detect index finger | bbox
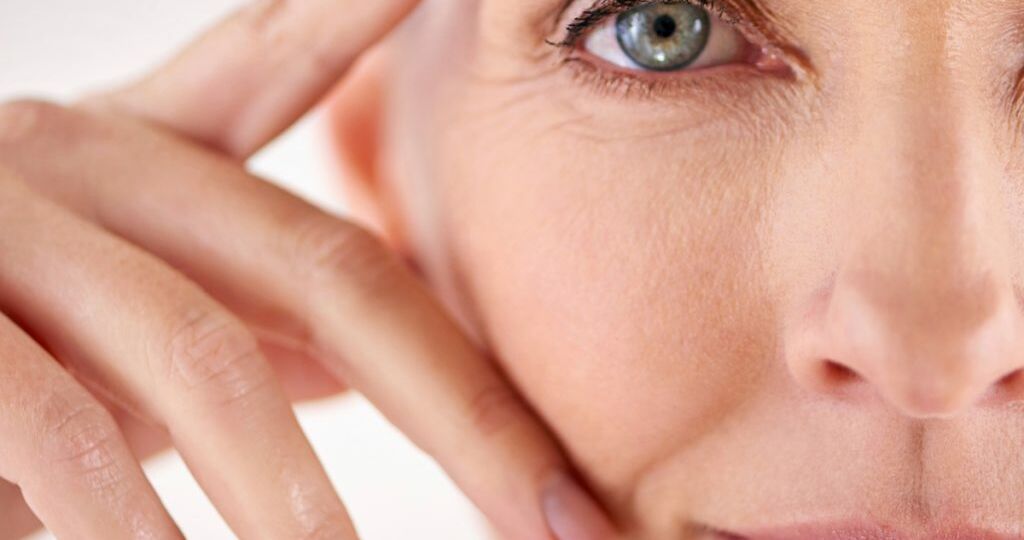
[99,0,418,158]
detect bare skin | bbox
[0,1,615,539]
[13,0,1024,539]
[327,0,1024,538]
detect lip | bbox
[710,522,1023,540]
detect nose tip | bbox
[787,272,1024,419]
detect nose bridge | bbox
[849,0,976,213]
[849,92,996,339]
[803,7,1024,416]
[842,3,1006,328]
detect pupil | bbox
[652,15,677,38]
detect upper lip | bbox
[715,521,1023,540]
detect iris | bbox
[615,3,711,71]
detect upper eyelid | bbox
[549,0,745,48]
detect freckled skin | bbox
[331,0,1024,537]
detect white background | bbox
[0,1,487,538]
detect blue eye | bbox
[616,4,710,71]
[582,1,750,73]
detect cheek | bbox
[429,84,781,502]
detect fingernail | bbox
[541,472,615,540]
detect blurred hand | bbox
[0,1,616,539]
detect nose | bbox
[786,173,1024,418]
[787,260,1024,418]
[784,73,1024,419]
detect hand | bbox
[0,1,616,539]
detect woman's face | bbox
[336,0,1024,537]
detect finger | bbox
[0,105,618,539]
[82,337,345,468]
[96,0,419,158]
[258,335,349,402]
[0,313,181,539]
[107,404,174,463]
[0,479,41,540]
[0,180,358,540]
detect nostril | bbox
[821,360,860,385]
[974,366,1024,405]
[803,360,868,398]
[989,368,1024,404]
[996,369,1022,386]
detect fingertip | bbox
[541,471,619,540]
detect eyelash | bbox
[550,0,743,49]
[545,0,802,100]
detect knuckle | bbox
[234,0,332,70]
[238,0,296,32]
[0,99,70,146]
[235,1,326,60]
[287,490,353,540]
[162,307,271,406]
[36,391,125,490]
[297,518,352,540]
[466,383,530,439]
[290,215,401,299]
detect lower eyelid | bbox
[546,57,814,153]
[562,54,769,100]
